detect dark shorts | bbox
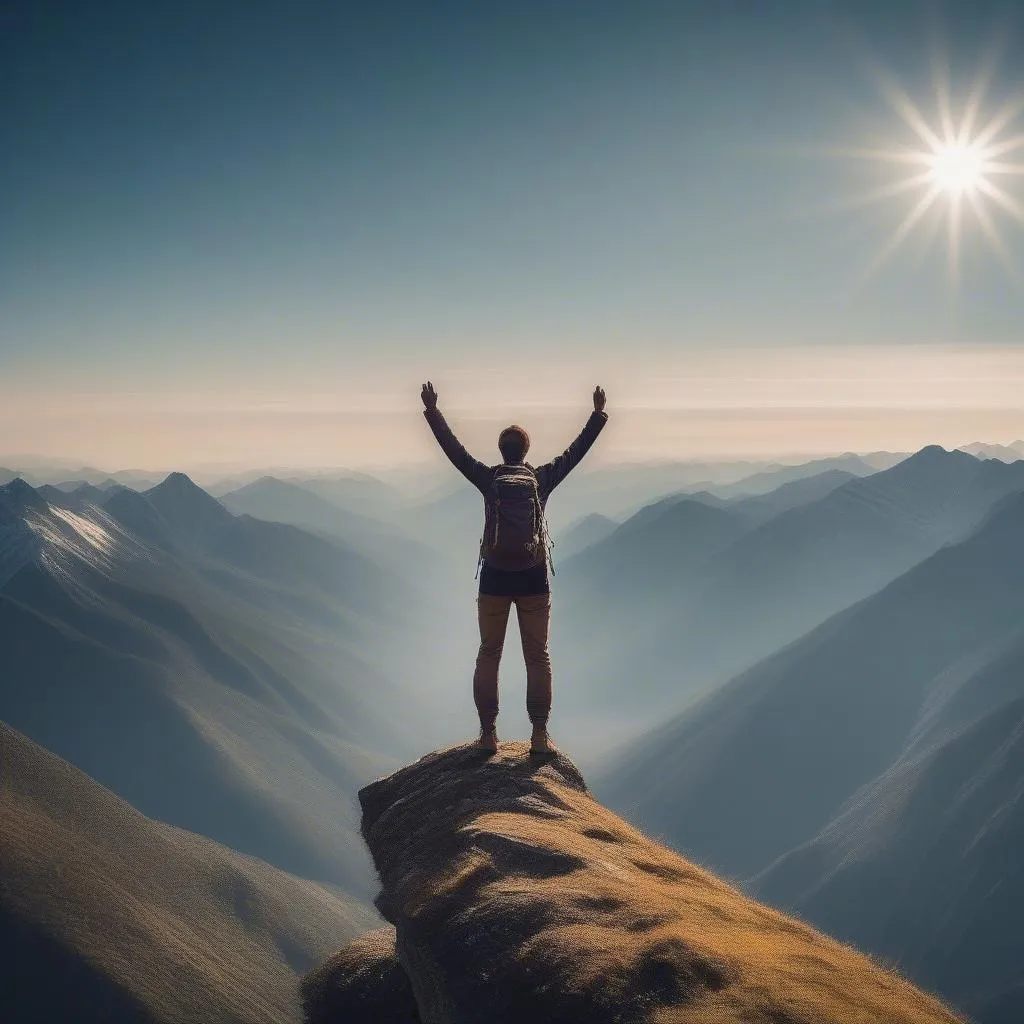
[479,562,550,597]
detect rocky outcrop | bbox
[300,927,417,1023]
[307,741,964,1023]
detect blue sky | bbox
[2,0,1023,469]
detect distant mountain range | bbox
[958,440,1024,462]
[553,512,619,560]
[8,441,1024,1023]
[217,475,435,575]
[556,446,1024,721]
[0,473,430,896]
[595,488,1024,1023]
[1,720,377,1023]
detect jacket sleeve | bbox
[423,407,492,493]
[535,410,608,497]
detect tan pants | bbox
[473,593,552,729]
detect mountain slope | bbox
[0,477,428,894]
[724,467,857,521]
[554,498,752,663]
[218,476,432,573]
[755,678,1024,1024]
[1,720,378,1024]
[596,490,1024,883]
[700,451,894,500]
[561,446,1024,718]
[552,512,618,560]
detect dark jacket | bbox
[423,406,608,593]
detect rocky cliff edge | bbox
[302,741,963,1024]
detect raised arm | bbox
[421,381,492,492]
[535,386,608,497]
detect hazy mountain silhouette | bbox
[548,451,903,523]
[557,499,752,648]
[38,481,127,512]
[694,452,897,502]
[958,441,1023,462]
[219,476,432,574]
[283,473,405,518]
[1,720,377,1023]
[755,674,1024,1024]
[596,490,1024,889]
[0,476,427,895]
[559,446,1024,720]
[722,467,857,521]
[553,511,619,560]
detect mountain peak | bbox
[913,443,952,460]
[304,743,962,1023]
[153,470,203,492]
[144,472,231,537]
[0,478,48,516]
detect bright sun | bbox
[928,142,987,194]
[832,43,1024,284]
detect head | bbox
[498,424,530,464]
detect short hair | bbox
[498,424,530,462]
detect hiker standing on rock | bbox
[421,381,608,754]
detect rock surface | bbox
[300,927,418,1023]
[309,741,964,1023]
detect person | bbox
[421,380,608,754]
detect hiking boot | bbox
[477,728,498,753]
[530,725,555,754]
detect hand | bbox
[421,380,438,410]
[593,385,606,413]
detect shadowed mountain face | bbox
[596,491,1024,879]
[304,743,962,1024]
[595,492,1024,1019]
[755,684,1024,1024]
[0,721,378,1024]
[557,446,1024,721]
[0,476,430,895]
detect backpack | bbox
[476,464,554,575]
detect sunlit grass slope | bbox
[0,721,379,1024]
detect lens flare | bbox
[829,36,1024,286]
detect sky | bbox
[2,0,1024,471]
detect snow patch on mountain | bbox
[21,502,151,585]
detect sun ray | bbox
[975,178,1024,225]
[829,171,937,212]
[823,146,936,167]
[979,132,1024,159]
[961,16,1014,146]
[947,190,963,285]
[867,63,945,151]
[833,29,1024,289]
[984,161,1024,175]
[973,95,1024,150]
[862,184,944,281]
[782,171,939,224]
[930,43,957,146]
[966,187,1022,284]
[958,51,998,145]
